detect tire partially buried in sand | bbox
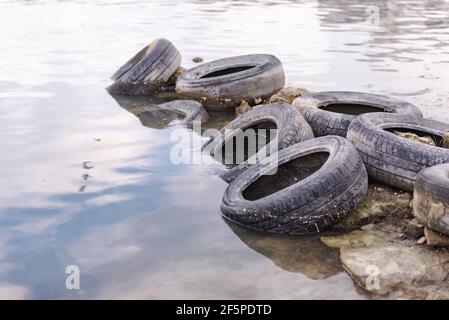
[176,54,285,110]
[347,113,449,192]
[220,136,368,235]
[413,164,449,236]
[107,38,181,95]
[292,91,423,137]
[202,103,314,182]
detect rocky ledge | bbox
[321,184,449,299]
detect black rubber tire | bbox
[292,91,423,137]
[159,100,208,126]
[413,164,449,236]
[107,38,181,95]
[220,136,368,235]
[347,113,449,192]
[176,54,285,110]
[202,103,314,181]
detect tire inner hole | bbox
[242,152,330,201]
[201,65,256,78]
[387,128,446,147]
[218,121,277,166]
[319,102,385,115]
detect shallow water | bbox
[1,0,449,299]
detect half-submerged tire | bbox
[221,136,368,235]
[347,113,449,192]
[203,103,314,182]
[176,54,285,110]
[413,164,449,236]
[292,91,423,137]
[159,100,208,126]
[122,100,207,129]
[107,38,181,95]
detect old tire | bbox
[176,54,285,110]
[220,136,368,235]
[292,91,423,137]
[347,113,449,192]
[159,100,208,126]
[413,164,449,236]
[107,38,181,95]
[203,103,314,181]
[120,100,207,129]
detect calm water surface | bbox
[1,0,449,299]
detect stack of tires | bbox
[108,39,449,237]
